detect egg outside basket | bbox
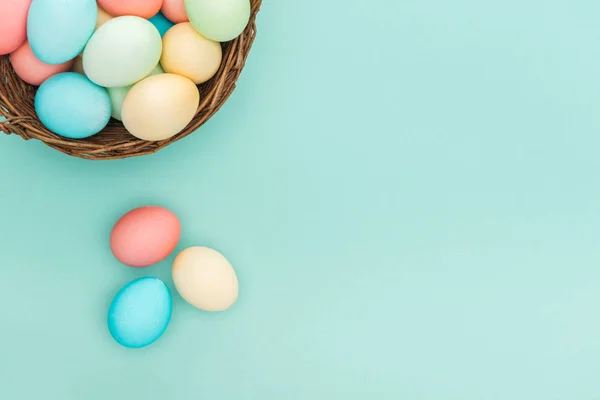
[0,0,261,160]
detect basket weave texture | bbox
[0,0,261,160]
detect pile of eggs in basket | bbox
[0,0,250,141]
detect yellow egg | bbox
[121,73,199,141]
[161,22,222,84]
[172,247,239,312]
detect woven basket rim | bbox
[0,0,262,160]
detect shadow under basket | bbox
[0,0,261,160]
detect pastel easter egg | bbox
[108,277,172,349]
[83,16,162,87]
[98,0,162,19]
[108,64,164,121]
[10,42,73,86]
[162,0,188,23]
[121,74,199,141]
[161,22,222,84]
[172,247,239,312]
[110,206,180,268]
[185,0,250,42]
[149,12,174,37]
[0,0,31,55]
[27,0,97,64]
[107,87,131,122]
[97,5,113,30]
[35,72,111,139]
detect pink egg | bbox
[162,0,188,23]
[97,0,163,19]
[110,206,181,268]
[10,42,74,86]
[0,0,32,55]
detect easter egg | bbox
[110,206,181,268]
[83,16,162,87]
[35,73,111,139]
[172,247,239,312]
[162,0,188,23]
[107,87,130,121]
[108,64,164,121]
[121,74,199,141]
[98,0,162,19]
[161,23,222,84]
[0,0,31,55]
[108,277,172,349]
[149,12,174,37]
[97,5,113,30]
[27,0,97,64]
[10,42,74,86]
[185,0,250,42]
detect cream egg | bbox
[107,63,164,121]
[161,22,222,84]
[172,247,239,312]
[121,73,199,141]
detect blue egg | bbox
[148,12,175,37]
[108,277,172,349]
[35,73,111,139]
[27,0,97,64]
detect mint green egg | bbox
[83,16,162,88]
[107,86,130,122]
[185,0,251,42]
[108,64,164,121]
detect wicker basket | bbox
[0,0,261,160]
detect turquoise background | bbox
[2,0,600,398]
